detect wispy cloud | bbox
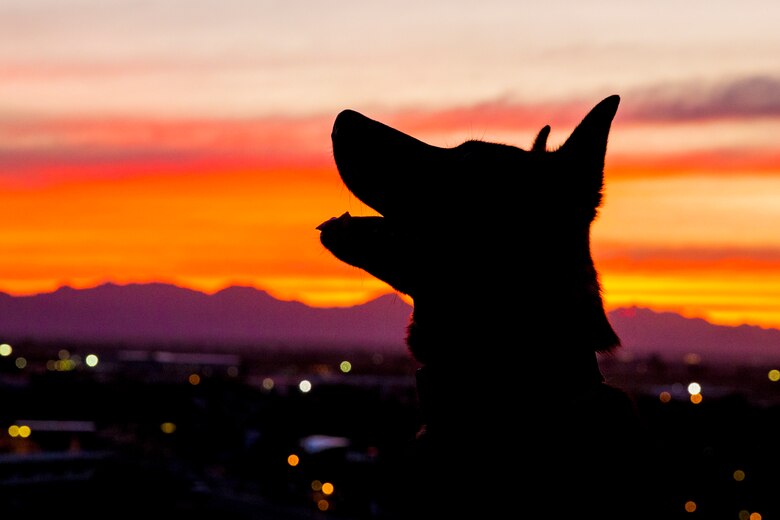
[0,115,334,180]
[623,75,780,122]
[609,149,780,176]
[364,75,780,140]
[5,73,780,183]
[596,244,780,273]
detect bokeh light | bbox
[85,354,99,367]
[733,469,746,481]
[8,425,32,438]
[687,382,701,395]
[262,377,274,391]
[160,422,176,434]
[50,358,76,371]
[188,373,201,385]
[339,361,352,373]
[15,357,26,369]
[287,454,300,467]
[768,369,780,382]
[311,480,322,491]
[690,393,703,404]
[0,343,12,356]
[299,379,312,393]
[750,512,762,520]
[684,500,697,513]
[321,482,334,495]
[659,391,672,403]
[317,499,329,511]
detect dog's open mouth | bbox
[316,109,440,295]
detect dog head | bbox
[318,96,621,363]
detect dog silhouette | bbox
[318,96,659,519]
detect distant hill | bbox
[607,306,780,364]
[1,283,780,364]
[0,283,412,351]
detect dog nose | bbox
[332,109,366,142]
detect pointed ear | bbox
[559,95,620,172]
[531,125,551,152]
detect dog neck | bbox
[405,288,618,367]
[412,343,606,445]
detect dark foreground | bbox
[1,341,778,519]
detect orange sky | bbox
[3,105,780,330]
[3,0,780,330]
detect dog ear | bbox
[532,125,551,152]
[559,95,620,173]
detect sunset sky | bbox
[3,0,780,329]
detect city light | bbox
[0,317,777,516]
[50,359,76,371]
[8,424,31,438]
[687,382,703,403]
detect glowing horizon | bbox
[3,0,780,329]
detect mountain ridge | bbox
[0,282,412,351]
[2,282,779,364]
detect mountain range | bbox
[2,282,780,365]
